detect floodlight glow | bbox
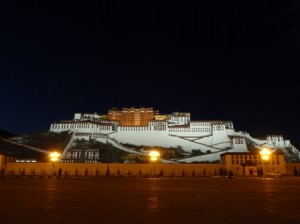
[49,151,61,162]
[260,148,271,161]
[149,150,160,161]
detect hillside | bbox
[0,131,132,162]
[0,138,46,161]
[70,139,130,163]
[0,131,72,162]
[0,128,16,138]
[1,129,299,163]
[19,131,72,152]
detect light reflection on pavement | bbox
[0,177,300,224]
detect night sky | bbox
[1,2,299,145]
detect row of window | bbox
[51,123,111,130]
[267,136,284,142]
[213,125,225,131]
[170,117,189,122]
[169,128,211,132]
[119,126,150,131]
[66,152,99,159]
[231,160,280,165]
[233,139,245,144]
[61,160,98,163]
[154,124,167,131]
[119,124,181,131]
[190,122,212,126]
[231,155,280,160]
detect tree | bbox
[191,149,202,156]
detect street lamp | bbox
[49,151,61,176]
[149,150,160,176]
[260,148,271,175]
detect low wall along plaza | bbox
[4,162,223,177]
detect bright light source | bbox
[260,148,271,161]
[49,151,61,162]
[149,150,160,162]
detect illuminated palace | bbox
[49,107,299,163]
[108,107,159,126]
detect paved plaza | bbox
[0,177,300,224]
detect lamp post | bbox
[49,151,61,176]
[149,150,160,177]
[260,148,271,175]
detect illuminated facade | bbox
[220,152,286,176]
[0,153,15,170]
[49,107,299,162]
[108,107,157,126]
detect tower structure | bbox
[108,107,158,126]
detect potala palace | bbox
[49,107,299,163]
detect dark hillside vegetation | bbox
[0,131,72,162]
[0,139,46,161]
[20,131,72,152]
[0,128,16,138]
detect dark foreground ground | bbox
[0,177,300,224]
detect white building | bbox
[49,110,299,162]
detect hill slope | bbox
[0,128,16,138]
[0,131,72,162]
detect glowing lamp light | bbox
[149,150,160,162]
[260,148,271,161]
[149,150,160,176]
[49,151,61,162]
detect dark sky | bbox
[1,1,299,145]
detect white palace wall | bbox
[193,136,213,145]
[110,129,169,147]
[109,128,221,152]
[212,124,230,145]
[49,113,297,156]
[112,130,206,151]
[50,122,113,135]
[232,138,248,152]
[50,121,236,152]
